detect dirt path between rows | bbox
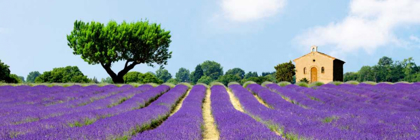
[202,89,219,140]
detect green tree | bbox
[244,72,258,79]
[400,57,419,82]
[26,71,41,83]
[274,61,295,82]
[166,78,178,84]
[217,74,241,85]
[67,20,172,83]
[292,75,296,84]
[190,65,204,84]
[263,74,277,83]
[101,77,114,84]
[225,68,245,79]
[18,76,25,83]
[90,77,99,83]
[262,72,275,76]
[34,66,90,83]
[346,56,420,82]
[197,76,213,85]
[201,61,223,80]
[175,68,190,82]
[357,66,374,82]
[156,67,172,82]
[0,59,11,82]
[299,78,309,83]
[8,74,22,83]
[123,71,142,83]
[378,56,393,66]
[141,72,163,84]
[344,72,359,82]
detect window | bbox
[321,67,325,73]
[304,67,306,74]
[313,59,316,62]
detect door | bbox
[311,67,317,83]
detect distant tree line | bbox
[1,58,298,85]
[100,60,293,85]
[344,56,420,82]
[8,56,419,85]
[34,66,90,83]
[0,59,24,83]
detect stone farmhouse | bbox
[294,46,345,83]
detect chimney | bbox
[311,45,318,52]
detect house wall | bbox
[333,60,344,81]
[294,52,334,83]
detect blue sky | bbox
[1,0,420,79]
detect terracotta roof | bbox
[293,51,345,63]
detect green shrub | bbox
[345,81,359,85]
[162,83,176,88]
[296,82,308,87]
[278,81,291,87]
[299,78,309,83]
[261,81,273,87]
[228,82,240,86]
[197,76,213,85]
[309,81,324,87]
[329,81,343,85]
[209,81,225,87]
[145,83,159,87]
[196,83,209,88]
[362,81,377,85]
[178,82,193,89]
[166,78,178,85]
[243,81,256,88]
[380,82,394,84]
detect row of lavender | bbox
[16,84,189,139]
[239,83,420,139]
[1,83,419,139]
[0,84,166,139]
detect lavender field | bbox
[0,83,420,140]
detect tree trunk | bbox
[111,75,124,84]
[101,61,139,84]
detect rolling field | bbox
[0,83,420,140]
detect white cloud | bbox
[295,0,420,55]
[410,35,420,43]
[220,0,286,22]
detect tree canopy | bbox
[225,68,245,79]
[378,56,393,66]
[156,67,172,82]
[244,71,258,79]
[217,74,241,85]
[34,66,90,83]
[26,71,41,83]
[0,59,11,82]
[201,61,223,80]
[0,59,20,83]
[274,61,295,82]
[9,74,23,83]
[123,71,142,83]
[190,65,203,84]
[123,71,163,84]
[344,56,420,82]
[197,76,212,85]
[175,67,190,82]
[67,20,172,83]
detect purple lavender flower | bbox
[133,85,207,140]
